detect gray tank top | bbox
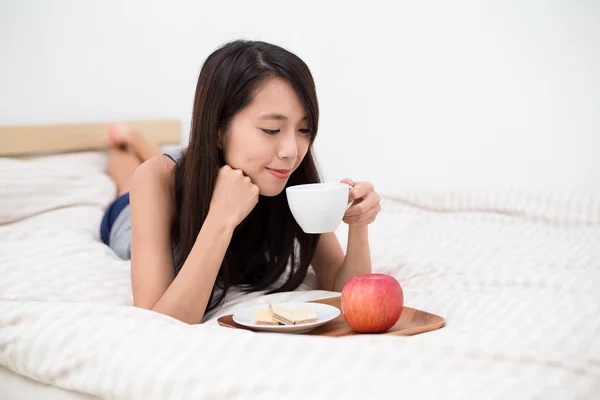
[163,147,184,168]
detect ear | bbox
[217,129,223,149]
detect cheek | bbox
[223,131,271,171]
[294,139,311,168]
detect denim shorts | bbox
[99,193,132,260]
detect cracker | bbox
[292,307,318,324]
[253,309,279,325]
[268,303,295,325]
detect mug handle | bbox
[345,200,354,211]
[345,185,354,211]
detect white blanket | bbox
[1,154,599,399]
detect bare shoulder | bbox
[132,155,177,192]
[130,154,178,216]
[134,154,176,184]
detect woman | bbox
[100,40,382,324]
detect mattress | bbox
[0,366,98,400]
[1,152,599,399]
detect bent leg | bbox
[126,130,163,162]
[107,147,142,196]
[107,123,163,162]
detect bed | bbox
[1,121,599,399]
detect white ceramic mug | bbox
[286,183,353,234]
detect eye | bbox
[298,129,312,136]
[261,129,280,135]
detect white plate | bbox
[232,302,341,334]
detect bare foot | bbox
[103,123,131,148]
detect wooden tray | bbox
[217,296,445,336]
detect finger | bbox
[346,204,380,222]
[340,179,356,201]
[230,166,251,179]
[344,208,379,225]
[357,204,381,221]
[340,178,355,187]
[345,191,380,217]
[349,182,374,201]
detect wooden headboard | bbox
[0,119,182,156]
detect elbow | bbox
[133,297,164,315]
[140,301,206,325]
[133,298,157,311]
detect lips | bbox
[266,168,292,179]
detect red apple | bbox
[341,273,404,333]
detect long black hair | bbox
[174,40,321,313]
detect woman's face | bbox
[220,77,312,197]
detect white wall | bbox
[1,0,599,192]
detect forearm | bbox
[151,214,233,324]
[333,225,372,292]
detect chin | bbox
[258,183,287,197]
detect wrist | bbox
[203,211,236,237]
[348,224,368,235]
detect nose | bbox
[277,130,298,160]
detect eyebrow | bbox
[258,113,308,121]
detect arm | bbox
[146,214,233,324]
[130,160,257,324]
[310,227,372,292]
[311,180,381,292]
[129,158,234,324]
